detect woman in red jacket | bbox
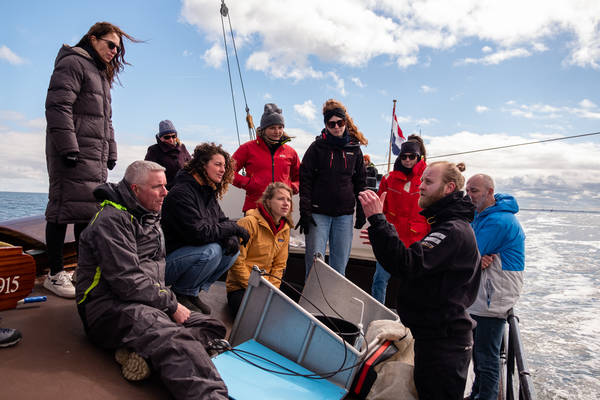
[232,103,300,213]
[371,137,430,303]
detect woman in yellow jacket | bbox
[226,182,293,315]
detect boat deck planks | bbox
[0,278,234,400]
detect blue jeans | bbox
[165,243,239,296]
[304,213,354,278]
[371,262,391,304]
[470,315,506,400]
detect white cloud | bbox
[476,105,489,113]
[263,93,272,100]
[351,77,366,88]
[503,100,600,120]
[420,85,436,93]
[182,0,600,81]
[182,49,192,57]
[456,47,531,66]
[482,46,493,53]
[0,45,25,65]
[202,43,225,68]
[294,100,317,121]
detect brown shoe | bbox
[190,293,212,315]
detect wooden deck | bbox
[0,276,233,400]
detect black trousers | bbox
[226,289,246,317]
[413,332,473,400]
[45,221,87,274]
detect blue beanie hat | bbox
[158,120,177,138]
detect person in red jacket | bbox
[232,103,300,213]
[371,138,430,304]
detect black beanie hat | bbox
[323,108,346,125]
[400,141,421,155]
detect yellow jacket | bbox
[226,208,292,292]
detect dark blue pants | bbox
[470,315,506,400]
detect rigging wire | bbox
[220,0,256,143]
[220,2,241,147]
[372,130,600,168]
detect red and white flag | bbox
[391,104,405,155]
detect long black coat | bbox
[45,45,117,224]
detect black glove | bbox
[295,214,317,235]
[61,152,79,168]
[220,236,240,256]
[107,159,116,170]
[354,215,366,230]
[235,226,250,246]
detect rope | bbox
[373,130,600,168]
[220,1,241,147]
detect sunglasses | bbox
[99,38,121,53]
[400,154,418,160]
[326,119,346,129]
[162,134,177,140]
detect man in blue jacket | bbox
[465,174,526,400]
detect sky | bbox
[1,0,599,211]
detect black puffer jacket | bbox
[367,191,481,339]
[299,131,366,217]
[45,45,117,224]
[144,138,191,189]
[76,180,178,328]
[161,170,242,254]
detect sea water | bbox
[0,191,599,399]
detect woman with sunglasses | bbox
[371,136,431,304]
[44,22,138,298]
[298,99,368,277]
[144,120,191,189]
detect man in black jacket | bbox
[359,161,481,400]
[76,160,228,399]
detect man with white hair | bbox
[465,173,525,400]
[76,160,228,399]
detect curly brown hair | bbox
[184,143,235,199]
[322,99,368,145]
[75,21,141,86]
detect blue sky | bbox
[1,0,599,210]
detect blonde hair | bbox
[428,161,466,191]
[259,182,293,224]
[322,99,368,145]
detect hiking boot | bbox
[0,327,22,348]
[190,293,212,315]
[43,270,76,298]
[115,347,151,381]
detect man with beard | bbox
[359,161,481,400]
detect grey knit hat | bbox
[158,120,177,138]
[259,103,285,130]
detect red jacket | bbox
[232,137,300,212]
[377,160,430,246]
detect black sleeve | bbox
[367,213,458,281]
[299,143,317,215]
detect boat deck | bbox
[0,276,234,400]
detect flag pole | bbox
[387,99,396,174]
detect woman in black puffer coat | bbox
[44,22,138,298]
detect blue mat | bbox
[213,340,347,399]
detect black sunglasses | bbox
[400,154,418,160]
[162,134,177,140]
[326,119,346,129]
[99,38,121,53]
